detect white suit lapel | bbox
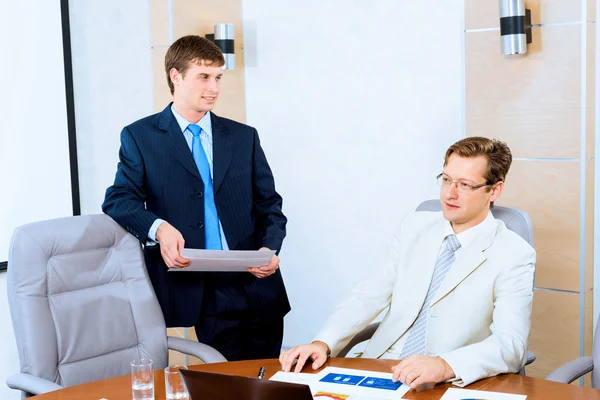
[430,219,498,307]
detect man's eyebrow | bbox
[443,173,478,183]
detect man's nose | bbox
[208,79,219,91]
[446,182,459,198]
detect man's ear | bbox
[489,181,504,203]
[169,68,181,87]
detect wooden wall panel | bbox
[528,290,582,378]
[152,47,171,113]
[466,0,595,386]
[150,0,170,47]
[586,160,594,289]
[499,160,582,291]
[587,24,596,159]
[211,50,246,123]
[465,26,582,159]
[150,0,246,122]
[171,0,246,122]
[588,0,597,22]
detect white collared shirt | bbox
[170,106,215,176]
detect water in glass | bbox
[165,365,189,400]
[131,358,154,400]
[132,381,154,400]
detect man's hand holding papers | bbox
[248,247,280,278]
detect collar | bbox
[443,211,495,249]
[170,105,213,137]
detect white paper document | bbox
[440,388,526,400]
[169,249,275,272]
[270,367,410,399]
[270,371,316,386]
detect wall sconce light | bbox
[205,23,235,69]
[499,0,532,55]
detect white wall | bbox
[0,2,73,263]
[0,2,153,398]
[1,0,74,397]
[242,0,465,347]
[69,0,153,214]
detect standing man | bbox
[280,137,535,388]
[103,35,289,361]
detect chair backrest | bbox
[415,199,534,247]
[7,214,168,388]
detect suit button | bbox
[197,223,204,229]
[197,192,203,198]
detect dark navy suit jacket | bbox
[102,104,290,327]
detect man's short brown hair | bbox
[164,35,225,95]
[444,136,513,186]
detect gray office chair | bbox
[337,200,536,373]
[546,313,600,387]
[6,214,226,398]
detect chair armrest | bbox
[546,356,594,384]
[6,372,63,395]
[336,322,381,357]
[526,350,536,365]
[167,336,227,363]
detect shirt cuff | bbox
[440,355,466,387]
[148,218,166,243]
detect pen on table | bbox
[257,366,266,379]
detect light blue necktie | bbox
[399,234,461,358]
[188,124,222,250]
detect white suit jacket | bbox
[314,211,536,386]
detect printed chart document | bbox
[270,367,410,399]
[440,388,526,400]
[169,249,275,272]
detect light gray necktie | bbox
[399,234,461,358]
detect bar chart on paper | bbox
[271,367,410,399]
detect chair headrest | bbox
[415,199,534,247]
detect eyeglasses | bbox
[436,173,492,193]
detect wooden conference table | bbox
[31,358,600,399]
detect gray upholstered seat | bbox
[5,214,226,397]
[337,200,536,373]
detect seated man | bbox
[280,137,535,389]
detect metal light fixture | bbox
[499,0,532,55]
[206,23,235,69]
